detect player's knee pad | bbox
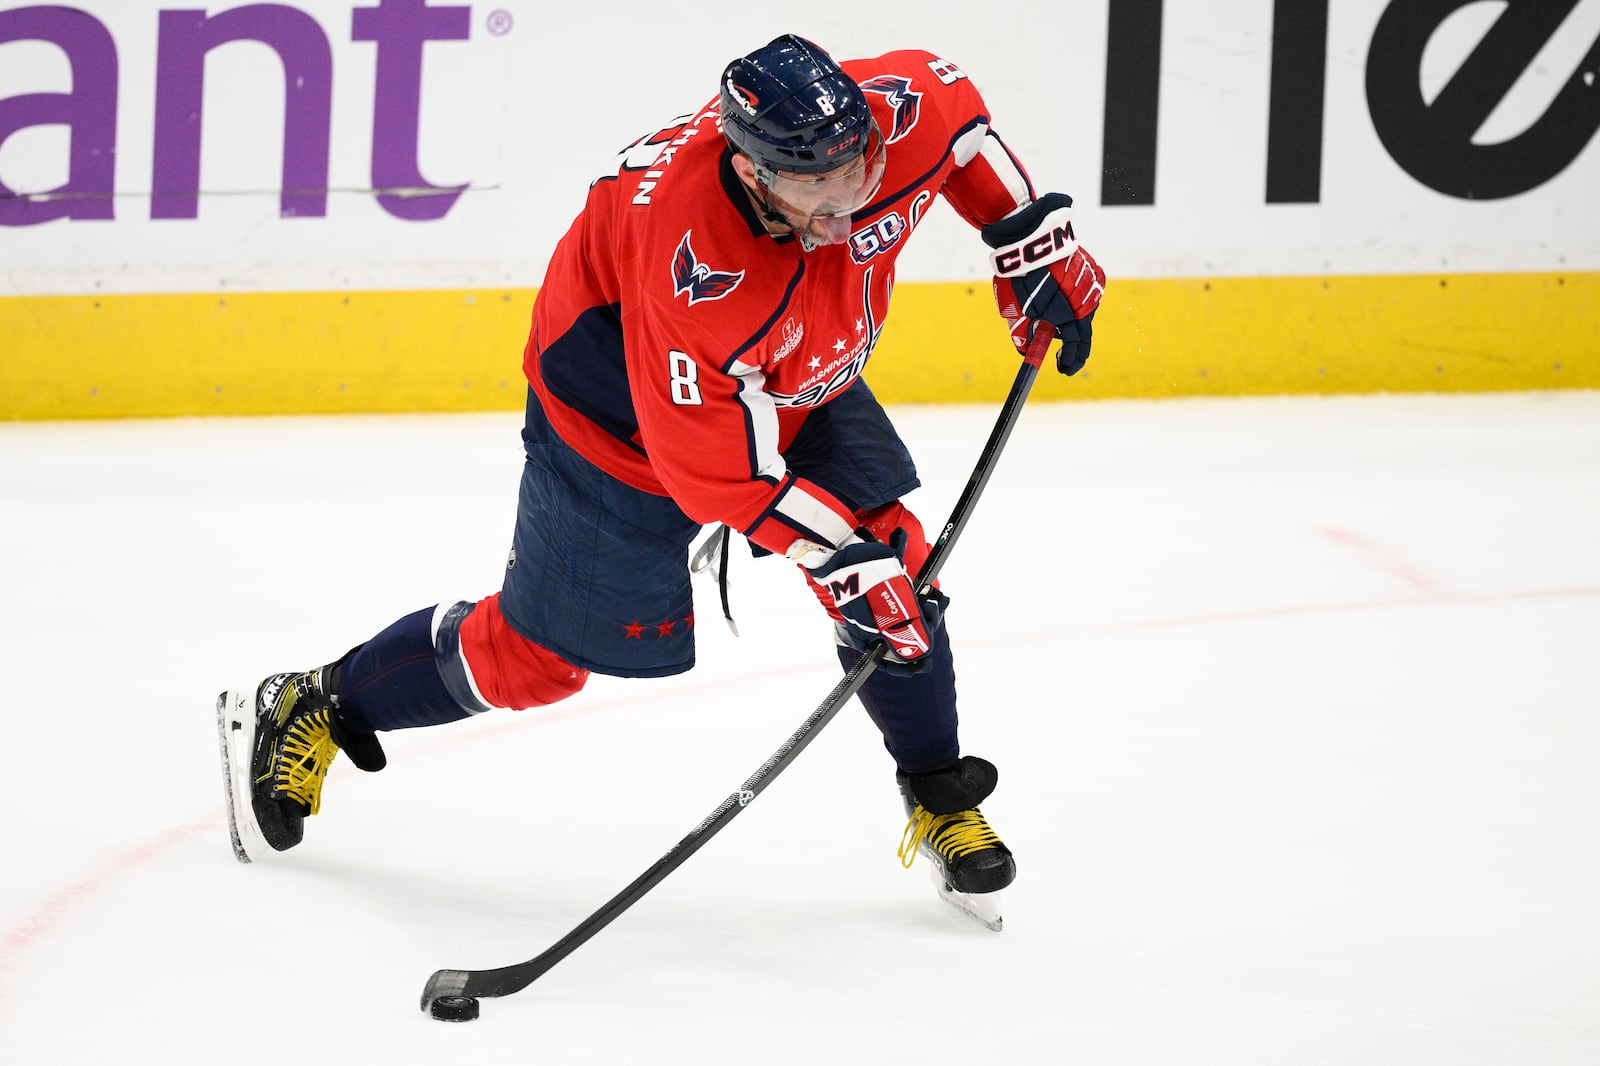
[448,593,589,711]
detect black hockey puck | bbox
[430,995,480,1022]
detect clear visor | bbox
[756,123,887,220]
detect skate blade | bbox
[216,689,269,865]
[928,865,1004,932]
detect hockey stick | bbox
[420,322,1057,1013]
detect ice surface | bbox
[2,392,1598,1064]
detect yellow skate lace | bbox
[898,807,1002,869]
[274,707,339,815]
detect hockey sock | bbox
[337,606,477,733]
[838,618,960,774]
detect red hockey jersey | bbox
[525,49,1035,558]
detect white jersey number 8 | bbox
[668,350,703,406]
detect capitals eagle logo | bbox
[858,75,922,143]
[671,232,745,305]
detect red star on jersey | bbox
[656,619,677,637]
[623,620,647,639]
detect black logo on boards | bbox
[1100,0,1599,205]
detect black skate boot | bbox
[216,659,385,863]
[897,756,1016,906]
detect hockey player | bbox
[219,35,1105,915]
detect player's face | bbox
[758,127,886,246]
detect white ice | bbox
[2,391,1598,1065]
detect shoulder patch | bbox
[671,232,745,305]
[858,75,922,144]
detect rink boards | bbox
[2,270,1594,420]
[4,1,1597,419]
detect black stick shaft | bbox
[915,326,1052,597]
[420,324,1055,1009]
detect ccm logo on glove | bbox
[826,574,860,599]
[989,207,1077,276]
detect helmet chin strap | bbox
[747,183,794,233]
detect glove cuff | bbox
[979,191,1075,250]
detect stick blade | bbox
[420,969,471,1012]
[420,961,544,1011]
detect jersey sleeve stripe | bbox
[951,121,989,167]
[732,363,785,483]
[972,130,1035,205]
[745,474,856,555]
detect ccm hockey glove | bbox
[982,192,1107,376]
[803,532,941,670]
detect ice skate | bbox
[216,665,385,864]
[897,756,1014,931]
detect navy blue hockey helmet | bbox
[720,35,874,176]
